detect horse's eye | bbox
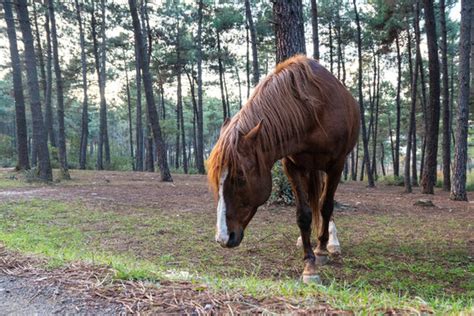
[236,175,246,186]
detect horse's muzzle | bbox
[218,229,244,248]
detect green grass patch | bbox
[0,199,472,313]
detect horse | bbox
[207,55,360,282]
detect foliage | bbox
[269,161,294,205]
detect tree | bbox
[195,0,205,174]
[3,0,30,170]
[394,33,401,178]
[310,0,319,60]
[273,0,306,63]
[450,0,472,201]
[128,0,172,182]
[48,0,70,180]
[440,0,451,191]
[245,0,259,85]
[16,0,52,181]
[91,0,110,170]
[421,0,441,194]
[44,2,56,148]
[76,0,89,170]
[353,0,374,187]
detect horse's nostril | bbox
[228,232,236,243]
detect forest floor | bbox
[0,168,472,314]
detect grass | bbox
[0,198,472,314]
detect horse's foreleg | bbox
[316,164,344,258]
[282,159,319,283]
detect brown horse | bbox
[207,55,360,281]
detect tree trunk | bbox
[16,0,52,181]
[195,0,205,174]
[100,0,110,167]
[3,0,30,170]
[421,0,441,194]
[405,15,418,193]
[134,39,144,171]
[328,21,333,74]
[129,0,172,181]
[245,0,259,86]
[32,2,46,101]
[372,54,380,180]
[217,32,228,121]
[145,125,154,172]
[273,0,306,64]
[380,142,386,176]
[440,0,451,191]
[124,59,135,171]
[44,4,56,148]
[353,0,374,187]
[235,66,242,109]
[310,0,319,60]
[176,26,187,174]
[76,0,89,170]
[185,69,199,167]
[450,0,471,201]
[394,33,401,178]
[48,0,70,180]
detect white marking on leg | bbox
[327,220,341,254]
[296,236,303,248]
[215,168,229,245]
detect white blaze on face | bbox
[215,168,229,245]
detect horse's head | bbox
[210,120,272,248]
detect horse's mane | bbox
[207,55,330,197]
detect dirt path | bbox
[0,275,122,315]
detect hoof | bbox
[327,244,341,256]
[296,237,303,248]
[302,274,321,284]
[315,255,329,266]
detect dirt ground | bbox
[0,169,472,313]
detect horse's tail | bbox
[308,170,327,237]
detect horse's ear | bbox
[220,117,231,136]
[243,120,263,141]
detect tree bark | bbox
[394,33,401,178]
[3,0,30,170]
[217,32,228,121]
[134,37,144,171]
[273,0,306,64]
[450,0,472,201]
[44,4,56,148]
[48,0,70,180]
[440,0,451,191]
[245,0,260,86]
[129,0,172,181]
[310,0,319,60]
[195,0,205,174]
[176,23,187,174]
[405,15,418,193]
[16,0,52,181]
[100,0,110,167]
[124,58,135,171]
[76,0,89,170]
[421,0,441,194]
[32,2,46,101]
[353,0,374,187]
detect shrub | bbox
[269,161,294,205]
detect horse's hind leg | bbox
[282,158,319,283]
[315,162,344,258]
